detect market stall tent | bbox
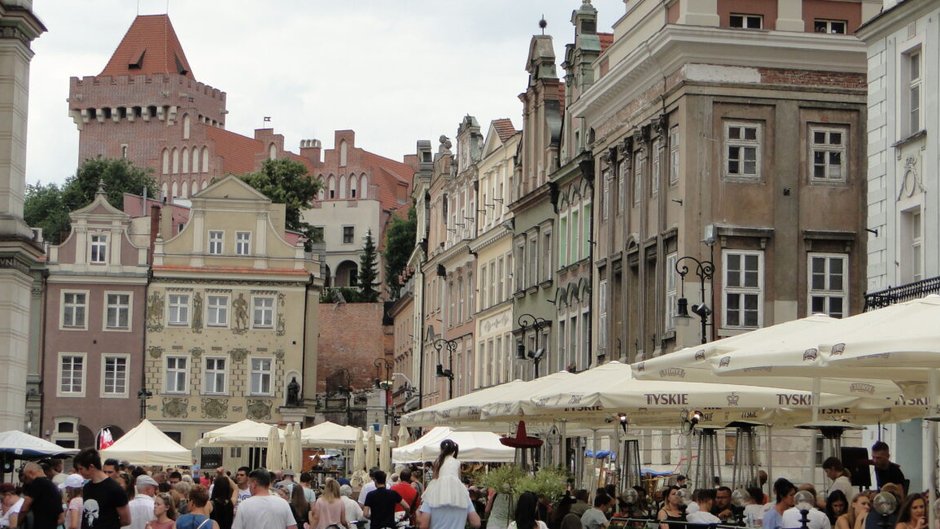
[100,420,191,466]
[0,430,79,458]
[392,427,515,463]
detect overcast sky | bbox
[25,0,625,186]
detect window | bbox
[343,226,355,244]
[235,232,251,256]
[723,250,763,329]
[808,254,848,318]
[665,253,678,331]
[581,203,592,258]
[90,234,107,264]
[907,51,922,135]
[165,356,188,394]
[651,139,661,196]
[208,230,223,255]
[602,172,610,220]
[168,294,190,326]
[253,297,275,328]
[497,257,505,302]
[633,152,643,206]
[311,226,324,243]
[911,210,922,282]
[669,126,680,185]
[571,210,580,263]
[598,280,608,356]
[207,295,229,327]
[480,265,488,309]
[59,354,85,396]
[542,227,553,282]
[810,127,846,182]
[618,161,628,213]
[102,356,128,397]
[105,293,130,330]
[250,358,273,395]
[730,14,762,29]
[814,19,846,34]
[489,262,496,307]
[62,292,87,329]
[514,238,525,292]
[204,357,227,395]
[557,317,567,372]
[725,122,761,179]
[527,233,539,288]
[559,214,568,268]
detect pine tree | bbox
[358,229,380,302]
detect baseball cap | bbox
[282,469,295,477]
[60,473,85,490]
[136,475,159,488]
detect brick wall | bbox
[317,302,392,393]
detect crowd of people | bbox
[0,440,933,529]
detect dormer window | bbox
[90,234,107,264]
[730,14,762,29]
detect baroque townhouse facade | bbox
[471,119,519,390]
[145,176,320,447]
[576,0,877,482]
[858,0,940,493]
[41,190,150,448]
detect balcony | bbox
[864,276,940,311]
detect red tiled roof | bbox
[286,152,315,174]
[491,118,518,143]
[101,15,194,79]
[205,127,264,175]
[361,151,415,214]
[599,32,614,54]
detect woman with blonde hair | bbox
[310,478,348,529]
[147,492,178,529]
[835,491,870,529]
[61,474,84,529]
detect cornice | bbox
[857,0,937,40]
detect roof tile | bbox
[101,15,194,78]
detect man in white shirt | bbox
[580,495,610,529]
[358,468,378,507]
[235,466,252,504]
[341,484,365,528]
[686,490,722,525]
[232,469,297,529]
[124,475,158,529]
[822,458,855,501]
[782,485,831,529]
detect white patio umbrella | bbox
[265,424,281,471]
[400,379,528,426]
[476,370,576,421]
[379,424,392,473]
[281,423,293,470]
[290,423,303,473]
[352,428,364,473]
[365,428,377,470]
[200,419,283,446]
[397,426,411,446]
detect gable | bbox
[196,174,271,202]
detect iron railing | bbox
[864,275,940,311]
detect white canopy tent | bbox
[301,421,384,448]
[100,420,192,466]
[392,427,515,463]
[0,430,79,458]
[401,380,528,426]
[198,419,283,446]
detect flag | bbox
[98,427,115,450]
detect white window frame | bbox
[208,230,224,255]
[570,210,580,263]
[101,354,129,398]
[235,231,251,256]
[558,213,568,268]
[669,125,680,186]
[479,264,488,310]
[722,250,764,329]
[807,253,849,319]
[581,202,592,259]
[598,279,608,356]
[557,316,567,373]
[602,171,610,220]
[724,122,761,180]
[207,294,229,327]
[252,296,275,329]
[730,13,763,29]
[167,293,190,326]
[58,352,87,397]
[633,151,643,206]
[204,356,228,395]
[497,257,505,303]
[542,225,553,282]
[910,209,922,282]
[665,253,678,331]
[165,355,189,394]
[250,357,274,396]
[618,160,628,213]
[103,291,132,331]
[809,126,847,183]
[61,290,89,330]
[342,226,355,244]
[814,19,846,34]
[90,233,108,264]
[907,49,922,135]
[527,231,539,287]
[651,138,662,196]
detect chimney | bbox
[300,139,322,165]
[149,204,161,264]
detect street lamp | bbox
[516,313,548,378]
[373,358,393,425]
[427,328,457,399]
[137,388,153,420]
[674,248,715,344]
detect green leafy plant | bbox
[515,467,568,504]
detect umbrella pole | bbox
[766,425,773,500]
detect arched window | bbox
[268,143,277,160]
[339,175,347,199]
[161,183,168,199]
[201,147,209,173]
[318,188,325,201]
[171,148,179,174]
[192,148,200,173]
[339,140,348,167]
[171,181,178,198]
[182,114,191,140]
[181,180,189,198]
[350,176,357,198]
[360,174,368,199]
[162,149,169,174]
[181,147,189,173]
[328,175,336,199]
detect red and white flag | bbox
[98,428,114,449]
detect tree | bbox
[358,229,380,302]
[24,157,157,244]
[383,206,417,299]
[239,159,322,250]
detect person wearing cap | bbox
[61,474,85,529]
[0,483,24,529]
[17,461,64,528]
[127,474,158,529]
[339,484,364,529]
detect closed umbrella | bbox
[352,428,364,473]
[379,424,392,473]
[281,423,292,471]
[291,423,303,472]
[397,426,411,446]
[366,428,377,470]
[265,424,281,471]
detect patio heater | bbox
[620,436,642,490]
[692,427,723,489]
[795,420,863,462]
[728,421,763,489]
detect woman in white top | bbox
[508,492,548,529]
[421,440,470,509]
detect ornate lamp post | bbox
[516,313,548,378]
[427,327,457,399]
[674,248,715,344]
[137,388,153,420]
[373,358,393,425]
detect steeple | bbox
[100,14,194,79]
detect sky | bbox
[25,0,626,186]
